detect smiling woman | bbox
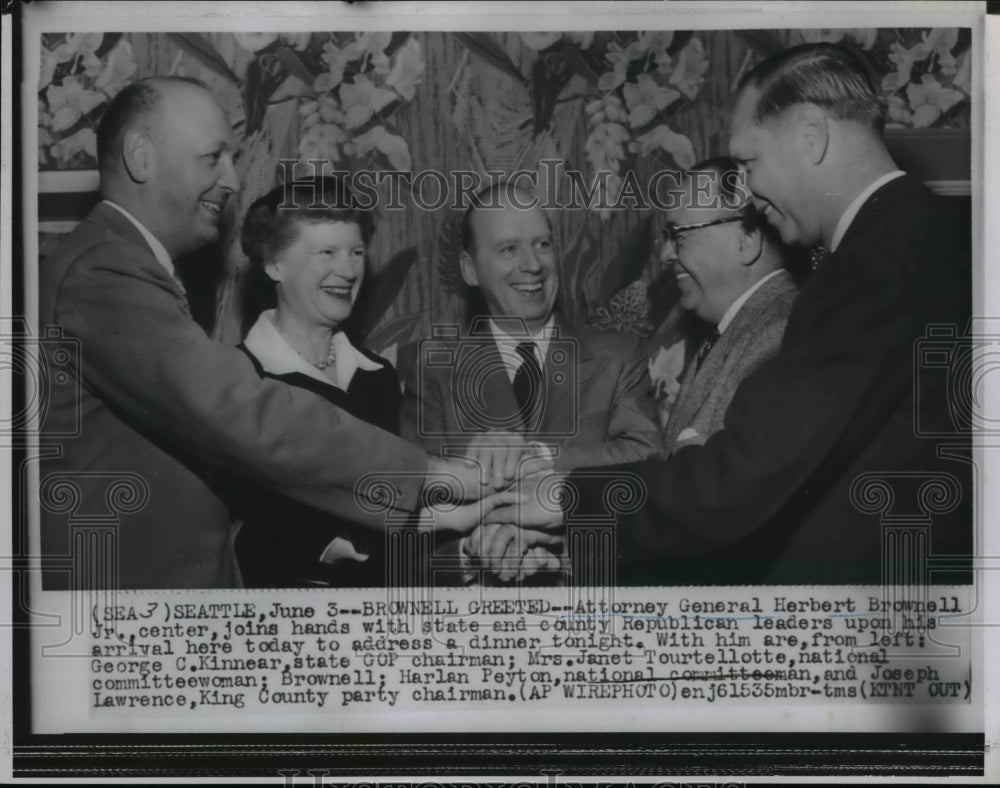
[232,175,398,586]
[231,174,515,586]
[240,175,374,374]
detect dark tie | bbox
[809,246,830,271]
[512,341,543,429]
[695,329,720,372]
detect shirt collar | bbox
[244,310,382,391]
[102,200,175,277]
[717,268,785,334]
[829,170,905,253]
[489,315,556,380]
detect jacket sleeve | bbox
[569,241,925,565]
[56,243,427,515]
[399,343,444,453]
[676,313,789,452]
[556,337,663,471]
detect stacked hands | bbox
[423,433,566,583]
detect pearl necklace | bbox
[312,334,337,370]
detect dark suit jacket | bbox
[399,315,661,584]
[38,202,426,589]
[400,316,662,470]
[663,270,798,453]
[571,175,972,585]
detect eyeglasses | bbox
[660,215,744,247]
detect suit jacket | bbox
[663,270,798,453]
[38,202,426,589]
[400,315,662,470]
[234,337,403,588]
[400,315,661,585]
[571,175,972,585]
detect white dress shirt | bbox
[102,200,176,278]
[489,316,556,382]
[829,170,905,253]
[717,268,787,335]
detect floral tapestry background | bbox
[38,28,973,399]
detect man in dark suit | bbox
[493,44,972,585]
[400,182,661,581]
[660,156,797,454]
[38,76,484,590]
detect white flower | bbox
[234,33,278,53]
[649,339,686,408]
[598,41,643,91]
[906,74,964,128]
[634,123,696,169]
[520,32,561,51]
[911,28,959,74]
[298,121,347,163]
[385,38,425,101]
[622,73,679,129]
[355,31,392,75]
[638,30,674,74]
[49,127,97,164]
[882,42,916,93]
[339,75,397,129]
[95,39,137,99]
[352,125,412,170]
[317,39,363,93]
[885,94,912,127]
[846,29,878,50]
[46,75,105,132]
[584,93,626,125]
[669,37,708,100]
[585,120,629,163]
[317,94,344,124]
[584,120,629,215]
[566,31,595,49]
[39,48,58,92]
[51,33,104,76]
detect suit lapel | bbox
[458,315,588,437]
[455,330,522,432]
[665,334,728,447]
[88,203,191,312]
[539,317,590,437]
[664,271,797,448]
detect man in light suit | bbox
[38,76,482,590]
[400,183,661,581]
[660,156,797,454]
[493,44,972,585]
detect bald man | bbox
[38,77,482,589]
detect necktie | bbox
[695,329,720,372]
[809,246,830,271]
[512,341,543,429]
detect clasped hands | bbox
[423,431,565,582]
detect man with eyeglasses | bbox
[486,43,971,586]
[659,155,798,456]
